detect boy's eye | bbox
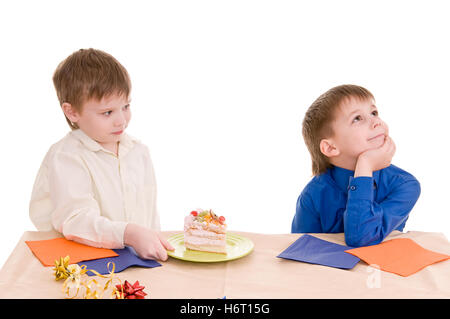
[352,115,362,123]
[103,111,112,116]
[371,110,378,116]
[123,104,130,110]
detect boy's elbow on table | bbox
[345,231,384,248]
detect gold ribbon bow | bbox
[53,256,125,299]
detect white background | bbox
[1,1,449,269]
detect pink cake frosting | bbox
[184,209,227,254]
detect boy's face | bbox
[68,93,131,152]
[326,96,389,163]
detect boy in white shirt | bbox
[29,48,174,261]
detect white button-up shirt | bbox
[29,129,160,248]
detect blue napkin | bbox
[78,246,162,276]
[277,234,360,269]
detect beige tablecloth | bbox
[0,230,449,298]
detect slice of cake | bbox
[184,209,227,254]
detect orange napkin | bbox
[345,238,450,277]
[25,238,118,267]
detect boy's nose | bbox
[372,117,381,129]
[114,110,126,127]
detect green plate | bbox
[167,233,254,263]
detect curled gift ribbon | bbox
[53,256,147,299]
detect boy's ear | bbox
[61,102,80,123]
[319,138,340,158]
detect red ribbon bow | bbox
[115,280,147,299]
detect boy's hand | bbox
[124,223,175,261]
[355,136,396,177]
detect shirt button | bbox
[349,185,356,191]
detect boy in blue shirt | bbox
[292,84,421,247]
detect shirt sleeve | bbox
[344,176,421,247]
[48,151,128,249]
[142,146,161,231]
[292,191,322,233]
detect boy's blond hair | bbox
[53,48,131,129]
[302,84,374,176]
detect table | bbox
[0,230,449,298]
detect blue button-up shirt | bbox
[292,164,421,247]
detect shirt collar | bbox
[70,129,137,157]
[328,165,380,192]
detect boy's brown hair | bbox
[302,84,374,176]
[53,48,131,129]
